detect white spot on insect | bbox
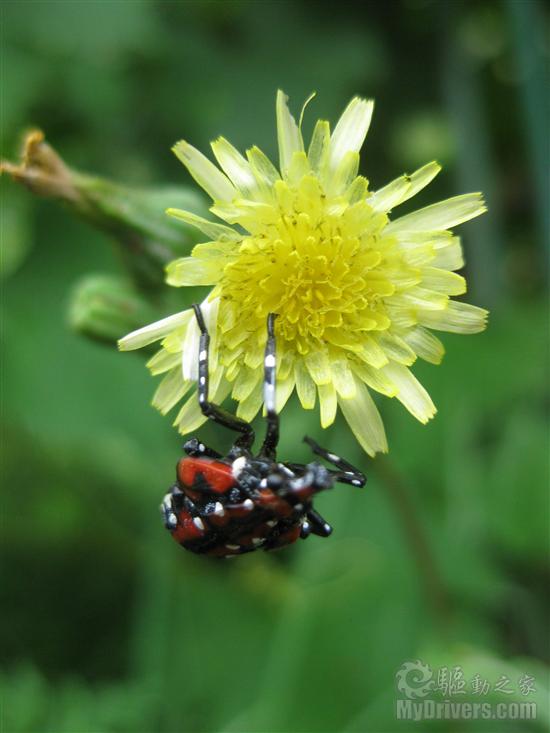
[265,354,276,368]
[243,499,254,511]
[199,443,206,452]
[323,523,331,533]
[295,503,303,511]
[352,479,362,486]
[232,456,247,477]
[199,350,207,361]
[259,478,268,489]
[199,376,206,385]
[328,453,340,462]
[168,512,177,528]
[213,501,224,516]
[225,544,240,551]
[252,537,264,546]
[266,520,277,527]
[193,517,205,531]
[279,464,295,477]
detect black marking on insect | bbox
[160,306,366,557]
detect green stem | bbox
[373,456,451,624]
[1,129,208,288]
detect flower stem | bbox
[374,455,451,624]
[1,129,208,288]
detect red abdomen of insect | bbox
[163,456,311,556]
[177,457,236,494]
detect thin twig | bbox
[374,456,452,624]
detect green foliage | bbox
[1,1,548,732]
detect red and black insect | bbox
[161,305,366,557]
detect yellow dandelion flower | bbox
[119,91,488,456]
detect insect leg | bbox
[160,490,178,530]
[325,470,366,488]
[306,508,333,537]
[300,516,312,539]
[304,436,366,487]
[259,313,279,460]
[183,438,222,459]
[193,304,255,450]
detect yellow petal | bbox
[191,240,237,258]
[378,333,417,366]
[382,362,436,423]
[172,389,207,434]
[368,162,441,213]
[173,373,230,435]
[294,360,316,409]
[356,336,389,369]
[244,342,264,370]
[166,256,226,286]
[232,366,262,402]
[276,90,304,175]
[419,301,488,334]
[351,361,398,397]
[346,175,370,204]
[275,374,295,413]
[305,349,331,385]
[318,382,337,428]
[172,140,236,202]
[152,368,192,415]
[147,348,181,376]
[330,357,356,399]
[211,136,258,198]
[247,146,281,200]
[307,119,331,176]
[399,161,442,204]
[329,97,374,172]
[421,267,466,296]
[285,151,309,186]
[387,193,487,233]
[401,327,445,365]
[326,151,359,196]
[118,310,192,351]
[166,208,240,240]
[392,288,448,311]
[236,383,263,423]
[367,175,411,213]
[338,376,388,456]
[431,237,464,271]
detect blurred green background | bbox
[1,1,548,732]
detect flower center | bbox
[218,175,394,358]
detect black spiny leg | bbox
[183,438,222,459]
[304,436,366,487]
[306,508,333,537]
[300,516,312,539]
[259,313,279,460]
[160,489,178,530]
[192,304,255,451]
